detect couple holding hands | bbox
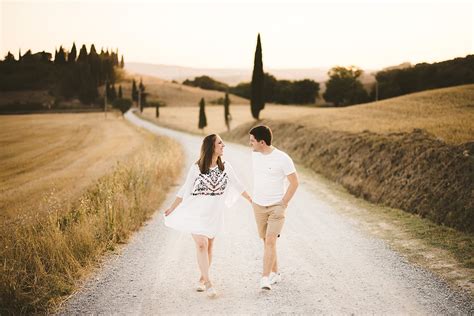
[164,125,299,298]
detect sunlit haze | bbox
[1,0,473,70]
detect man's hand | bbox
[280,172,299,208]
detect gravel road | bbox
[58,110,473,315]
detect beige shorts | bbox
[252,202,288,239]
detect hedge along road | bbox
[59,109,473,315]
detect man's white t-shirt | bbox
[252,147,296,206]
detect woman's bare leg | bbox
[192,234,210,284]
[199,237,215,283]
[208,237,215,267]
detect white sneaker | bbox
[206,287,217,298]
[260,276,272,290]
[269,272,281,285]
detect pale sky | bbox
[1,0,473,70]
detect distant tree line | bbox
[182,73,320,106]
[0,43,125,105]
[183,76,228,92]
[372,55,474,100]
[231,73,320,106]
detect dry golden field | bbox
[0,112,145,221]
[141,84,474,144]
[121,73,249,107]
[0,112,183,313]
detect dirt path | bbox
[58,110,473,314]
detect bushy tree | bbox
[183,76,229,92]
[323,66,369,106]
[112,98,132,115]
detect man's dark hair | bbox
[249,125,272,146]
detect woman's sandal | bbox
[196,281,206,292]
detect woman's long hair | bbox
[197,134,224,174]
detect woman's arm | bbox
[164,164,197,216]
[226,161,251,203]
[164,196,183,216]
[241,191,252,204]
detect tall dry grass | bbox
[0,134,183,314]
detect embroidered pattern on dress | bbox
[191,167,228,196]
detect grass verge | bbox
[0,132,183,314]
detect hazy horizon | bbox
[1,0,472,70]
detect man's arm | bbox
[281,172,299,207]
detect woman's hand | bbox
[242,191,252,204]
[164,207,174,216]
[164,197,183,216]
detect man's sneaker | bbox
[269,272,281,285]
[260,276,272,290]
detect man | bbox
[249,125,299,290]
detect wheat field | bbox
[0,112,148,221]
[0,111,183,313]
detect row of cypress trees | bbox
[0,43,124,105]
[197,92,231,132]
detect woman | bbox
[163,134,252,298]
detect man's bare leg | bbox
[262,235,278,277]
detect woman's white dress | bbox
[164,161,245,238]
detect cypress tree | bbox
[118,85,123,99]
[251,33,265,120]
[132,79,138,102]
[120,55,124,68]
[55,46,66,64]
[198,98,207,131]
[224,92,231,131]
[105,82,111,100]
[77,44,88,63]
[78,64,98,104]
[4,51,15,63]
[139,78,146,108]
[68,42,77,63]
[89,44,100,86]
[113,49,119,66]
[110,84,117,101]
[139,78,145,94]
